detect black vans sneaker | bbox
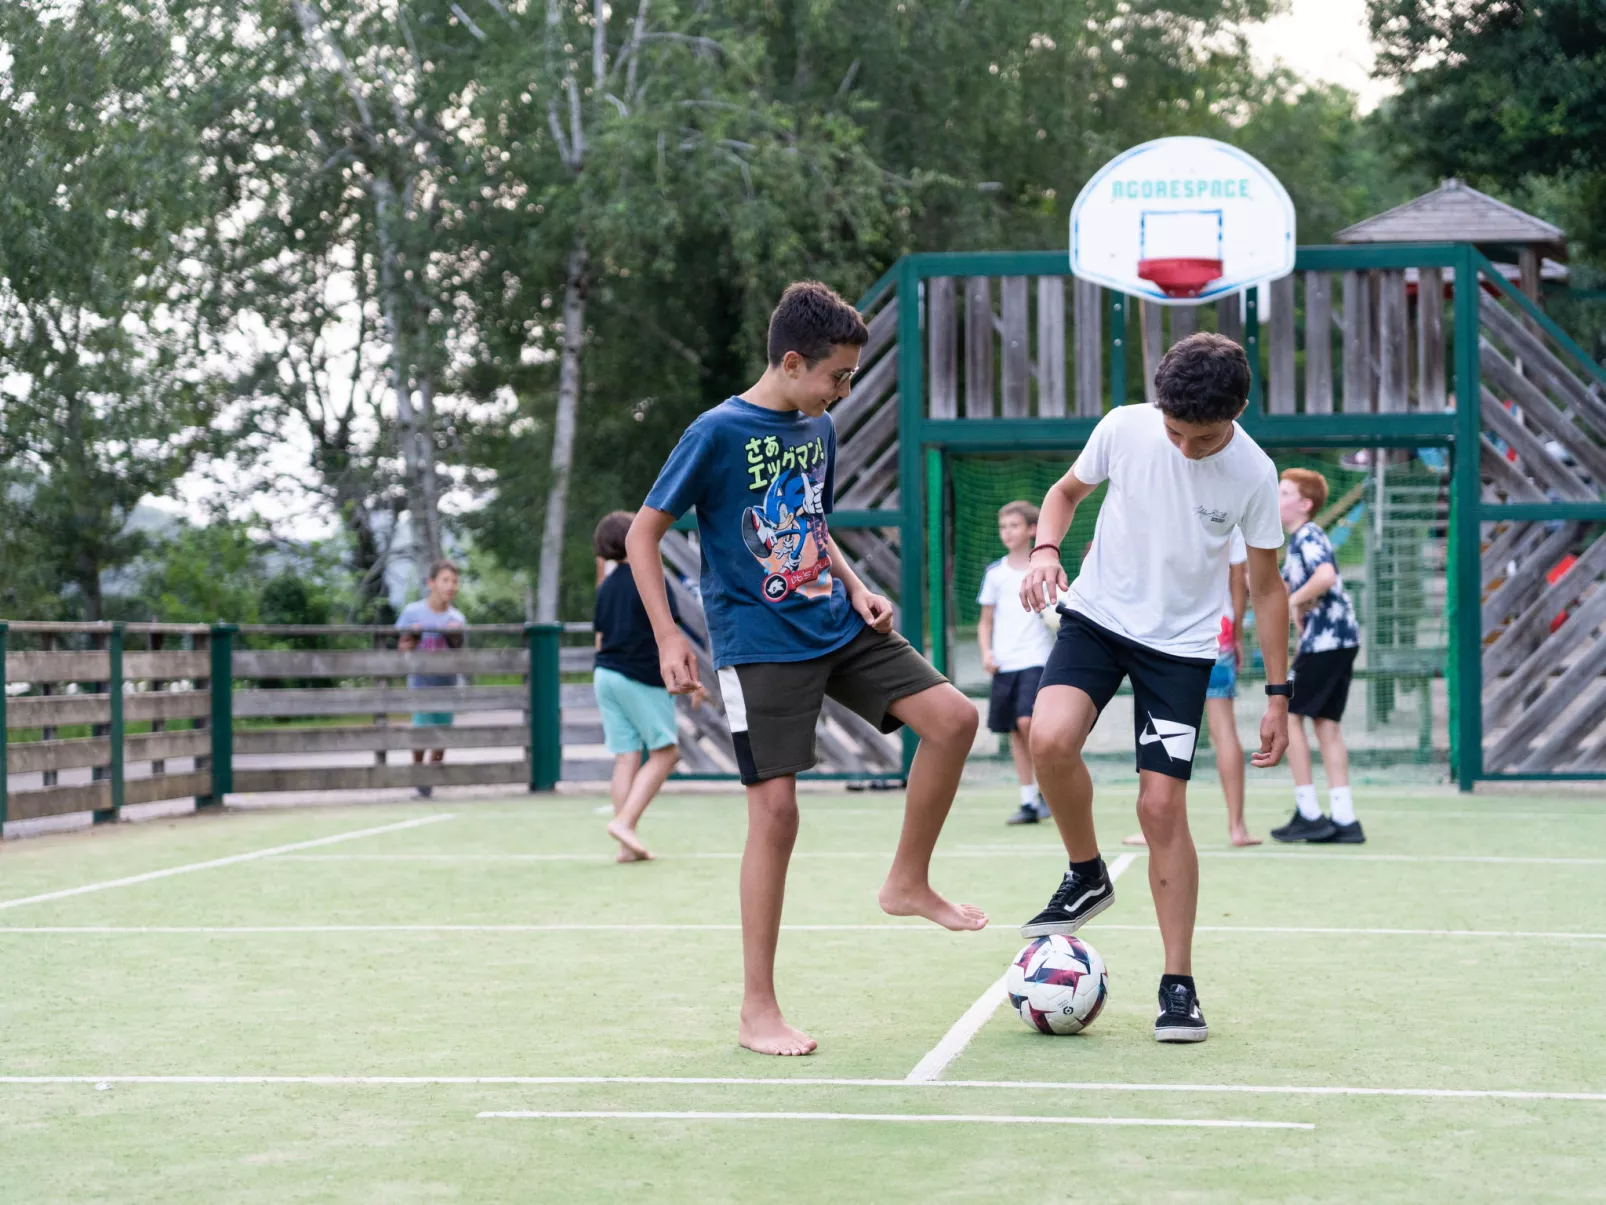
[1155,981,1208,1043]
[1313,819,1366,844]
[1270,810,1336,843]
[1019,862,1114,938]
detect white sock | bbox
[1294,784,1322,821]
[1020,783,1038,806]
[1330,786,1356,826]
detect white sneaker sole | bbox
[1154,1024,1209,1043]
[1018,890,1113,939]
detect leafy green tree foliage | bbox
[0,2,226,618]
[1368,0,1606,258]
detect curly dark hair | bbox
[766,281,869,367]
[593,510,634,562]
[1152,332,1251,425]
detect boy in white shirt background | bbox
[977,501,1056,825]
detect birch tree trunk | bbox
[535,241,587,622]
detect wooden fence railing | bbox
[0,622,584,834]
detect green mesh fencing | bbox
[946,448,1451,767]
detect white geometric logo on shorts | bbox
[1137,714,1197,762]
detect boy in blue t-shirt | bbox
[628,281,987,1057]
[395,559,467,799]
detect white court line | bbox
[475,1109,1313,1130]
[6,1075,1602,1103]
[903,852,1138,1084]
[1088,924,1606,942]
[4,920,1604,941]
[0,815,456,912]
[959,846,1606,866]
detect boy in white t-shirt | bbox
[977,501,1057,825]
[1017,333,1292,1043]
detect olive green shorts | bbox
[715,626,948,785]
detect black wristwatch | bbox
[1264,682,1293,698]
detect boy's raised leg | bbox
[877,683,988,931]
[738,775,816,1056]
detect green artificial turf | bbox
[3,785,1604,1202]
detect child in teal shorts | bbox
[592,511,703,861]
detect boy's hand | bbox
[689,684,710,709]
[851,588,895,634]
[1020,556,1067,613]
[981,651,997,675]
[1233,636,1245,670]
[1251,697,1289,768]
[658,631,703,695]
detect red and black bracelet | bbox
[1030,543,1062,559]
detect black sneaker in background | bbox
[1019,862,1114,938]
[1313,819,1366,844]
[1155,981,1208,1043]
[1005,796,1052,825]
[415,785,434,800]
[1270,810,1336,843]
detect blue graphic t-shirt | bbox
[644,397,864,668]
[1281,522,1360,655]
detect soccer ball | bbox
[1005,935,1108,1035]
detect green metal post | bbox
[527,623,562,791]
[1451,245,1484,791]
[100,622,125,824]
[897,258,926,777]
[0,622,8,830]
[1244,287,1262,411]
[204,623,235,805]
[1108,293,1127,404]
[925,447,947,677]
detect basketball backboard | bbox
[1069,136,1295,306]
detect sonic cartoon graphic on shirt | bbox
[740,434,833,603]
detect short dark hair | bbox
[1153,332,1251,424]
[766,281,869,367]
[427,559,460,581]
[593,510,634,562]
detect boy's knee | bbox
[1313,717,1343,738]
[1136,782,1187,838]
[1016,716,1032,736]
[1030,717,1082,767]
[925,694,978,746]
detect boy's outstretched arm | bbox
[626,508,702,695]
[1020,468,1098,612]
[1245,544,1290,768]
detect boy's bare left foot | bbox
[616,848,650,863]
[878,881,988,931]
[606,820,653,861]
[1122,832,1148,846]
[739,1008,817,1056]
[1229,828,1263,847]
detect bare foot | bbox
[616,848,649,863]
[878,881,988,931]
[1230,829,1263,847]
[739,1009,817,1056]
[1122,832,1148,846]
[606,820,653,861]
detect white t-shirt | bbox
[1218,528,1248,651]
[978,558,1056,672]
[1065,404,1282,660]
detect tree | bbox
[1368,0,1606,258]
[0,2,225,619]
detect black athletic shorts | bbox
[987,666,1043,733]
[1039,609,1214,781]
[1291,646,1358,721]
[717,626,948,785]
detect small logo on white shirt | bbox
[1138,714,1198,762]
[1194,504,1229,524]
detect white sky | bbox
[1246,0,1396,114]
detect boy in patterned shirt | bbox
[1271,468,1365,844]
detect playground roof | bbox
[1336,178,1567,261]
